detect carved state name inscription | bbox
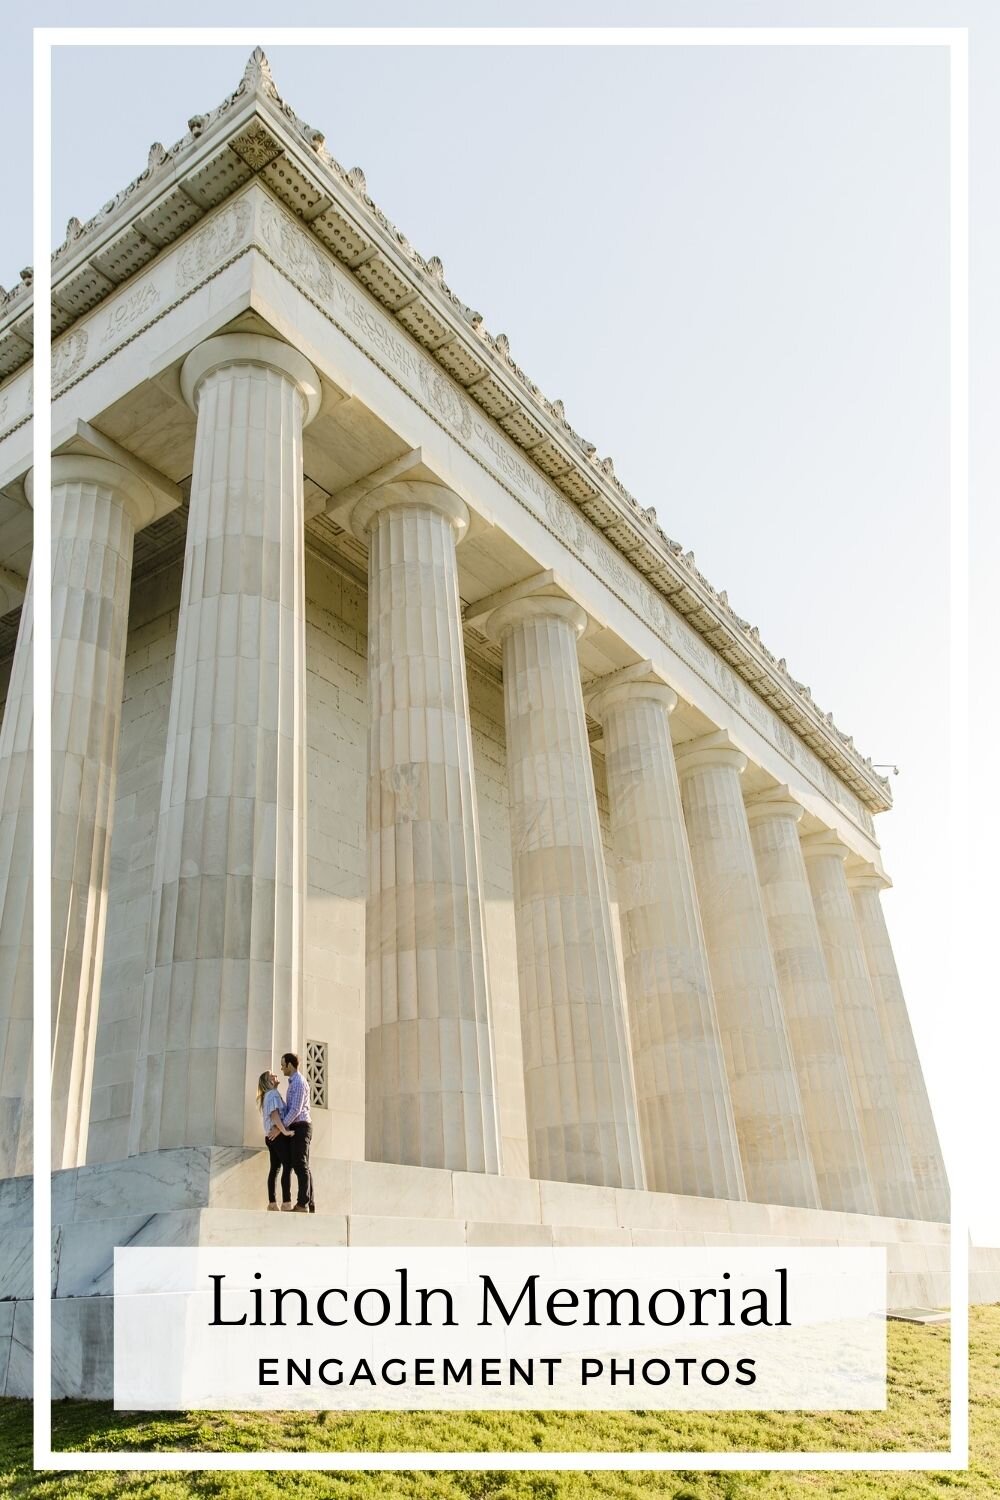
[14,185,872,842]
[252,192,872,839]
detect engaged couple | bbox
[256,1052,315,1213]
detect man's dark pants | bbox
[289,1121,314,1208]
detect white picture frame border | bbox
[30,22,970,1474]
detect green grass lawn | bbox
[1,1305,997,1498]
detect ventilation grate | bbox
[305,1039,328,1109]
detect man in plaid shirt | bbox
[280,1052,314,1212]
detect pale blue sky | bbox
[4,3,997,1244]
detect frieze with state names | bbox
[6,183,875,842]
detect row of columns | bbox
[0,330,948,1226]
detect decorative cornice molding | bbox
[0,47,891,814]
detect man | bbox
[280,1052,314,1213]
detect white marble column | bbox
[50,456,168,1170]
[585,665,745,1201]
[0,551,32,1176]
[131,334,320,1154]
[485,595,644,1190]
[849,866,949,1222]
[801,832,919,1220]
[350,479,501,1174]
[746,792,877,1214]
[675,732,819,1210]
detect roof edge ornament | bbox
[16,56,893,814]
[240,46,278,101]
[236,45,325,151]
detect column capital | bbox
[674,728,747,780]
[465,569,591,643]
[846,861,892,892]
[50,454,168,531]
[179,333,322,425]
[584,660,678,721]
[745,786,805,828]
[347,477,469,543]
[485,593,587,645]
[800,829,850,862]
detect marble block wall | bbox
[88,547,608,1175]
[301,554,367,1164]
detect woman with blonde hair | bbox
[256,1070,293,1211]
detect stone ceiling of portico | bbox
[0,47,892,815]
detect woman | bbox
[256,1070,293,1211]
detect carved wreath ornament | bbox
[544,491,588,555]
[418,362,472,441]
[52,329,89,389]
[177,198,253,289]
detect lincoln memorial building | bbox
[0,50,990,1397]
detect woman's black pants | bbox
[266,1134,291,1204]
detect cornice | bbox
[1,47,892,814]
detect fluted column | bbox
[585,665,744,1200]
[485,595,644,1189]
[746,792,876,1214]
[130,334,319,1154]
[675,732,819,1209]
[801,833,919,1219]
[849,866,948,1221]
[49,455,171,1170]
[352,479,501,1174]
[0,549,32,1176]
